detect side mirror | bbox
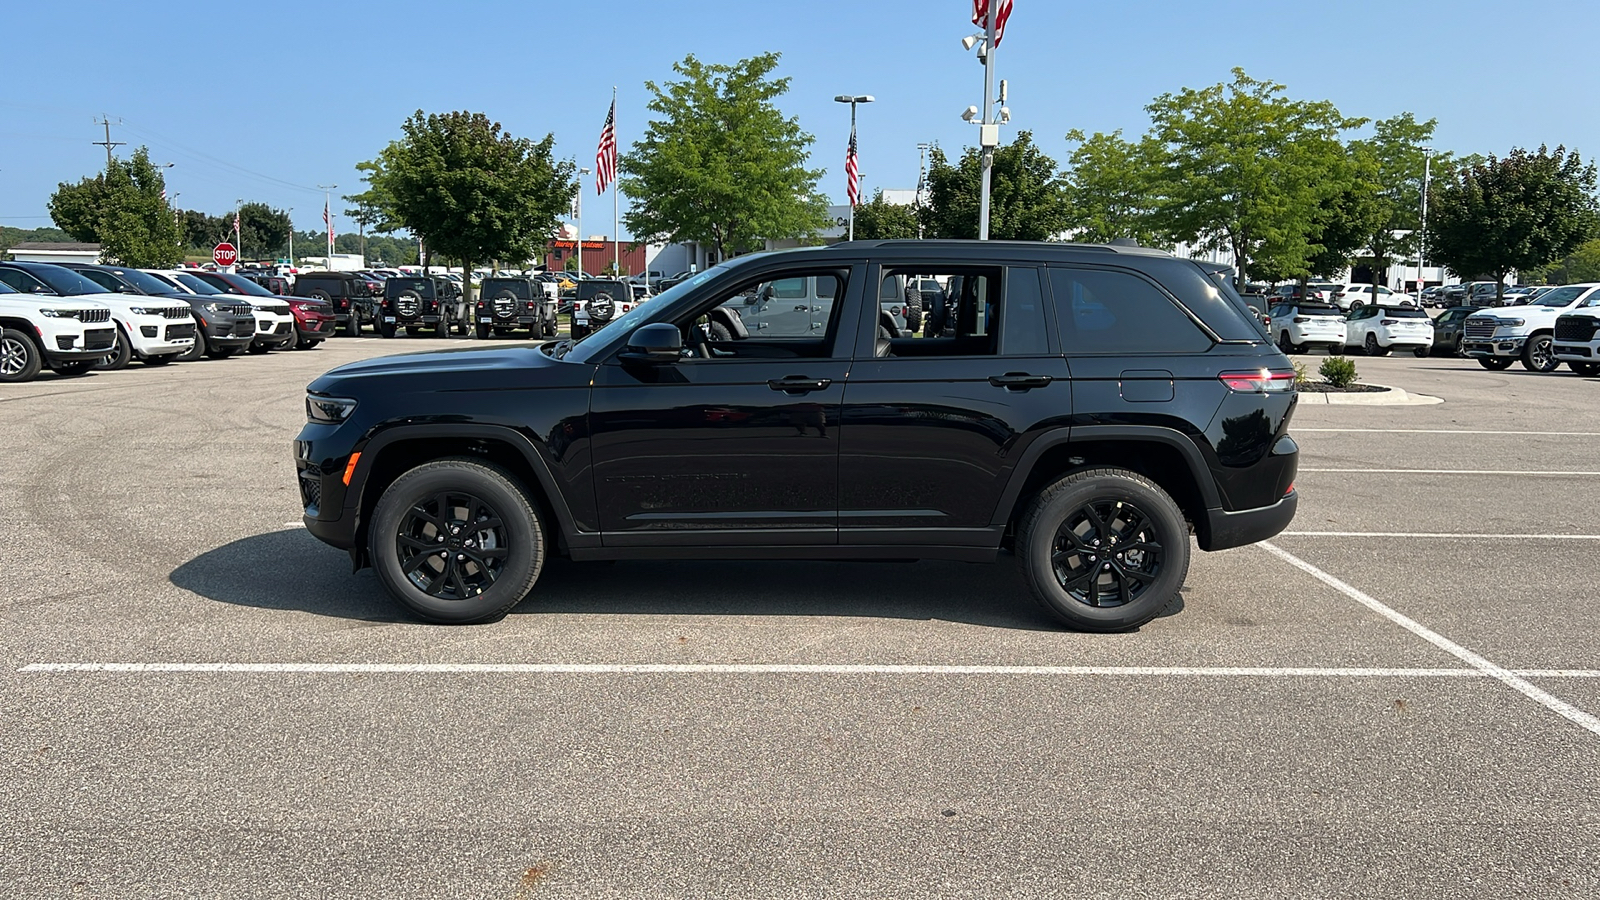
[621,322,682,364]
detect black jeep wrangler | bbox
[293,271,374,336]
[570,278,635,339]
[296,240,1298,631]
[377,275,457,338]
[474,276,558,340]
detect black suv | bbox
[293,271,374,336]
[377,275,457,338]
[474,276,557,340]
[570,278,635,339]
[295,241,1299,631]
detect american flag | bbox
[845,125,860,207]
[323,200,334,242]
[233,210,241,237]
[595,98,617,195]
[971,0,1014,46]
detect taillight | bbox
[1381,319,1397,325]
[1293,316,1308,323]
[1219,369,1297,392]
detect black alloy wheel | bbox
[370,458,545,624]
[1016,468,1190,632]
[1413,346,1430,358]
[1522,334,1559,373]
[1570,362,1600,377]
[1364,333,1388,356]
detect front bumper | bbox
[1554,341,1599,361]
[1463,336,1523,359]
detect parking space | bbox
[4,341,1599,896]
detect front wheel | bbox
[246,342,271,355]
[52,360,98,377]
[1571,362,1600,377]
[0,327,43,383]
[143,353,175,366]
[96,326,133,371]
[1521,334,1559,373]
[1015,468,1191,632]
[1478,357,1514,370]
[176,329,207,362]
[369,458,546,624]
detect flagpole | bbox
[611,86,620,277]
[848,105,857,241]
[978,1,997,241]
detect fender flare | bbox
[989,424,1222,527]
[346,422,590,548]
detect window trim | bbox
[1045,263,1221,354]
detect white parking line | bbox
[1296,429,1600,436]
[1281,531,1600,540]
[1259,541,1600,738]
[17,662,1600,678]
[1299,468,1600,476]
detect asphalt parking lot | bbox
[4,340,1599,898]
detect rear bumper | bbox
[1199,491,1297,552]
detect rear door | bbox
[837,260,1068,545]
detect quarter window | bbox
[1049,267,1211,354]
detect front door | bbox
[588,264,862,547]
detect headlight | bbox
[306,394,358,424]
[203,302,225,313]
[1499,318,1525,328]
[38,308,64,318]
[127,306,149,315]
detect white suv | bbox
[1551,288,1600,376]
[1339,284,1411,309]
[1462,283,1600,372]
[1344,304,1434,356]
[0,282,116,382]
[1269,301,1346,354]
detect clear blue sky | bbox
[3,0,1594,239]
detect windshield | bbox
[0,281,15,294]
[1578,290,1600,309]
[565,266,728,364]
[31,265,109,295]
[110,268,182,295]
[172,272,226,295]
[213,274,275,297]
[1533,286,1586,307]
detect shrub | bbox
[1320,356,1358,388]
[1292,360,1309,387]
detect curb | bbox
[1296,383,1443,406]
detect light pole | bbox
[287,207,294,267]
[234,197,244,270]
[1417,147,1434,295]
[834,94,874,241]
[962,7,1007,240]
[576,167,591,277]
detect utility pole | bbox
[235,198,244,270]
[1417,147,1434,295]
[92,116,125,170]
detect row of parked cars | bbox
[1263,282,1600,374]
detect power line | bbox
[118,121,324,195]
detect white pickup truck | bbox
[1551,287,1600,376]
[1461,283,1600,372]
[0,283,116,382]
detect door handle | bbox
[768,376,832,394]
[989,373,1053,390]
[794,305,809,312]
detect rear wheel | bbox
[369,458,546,624]
[1521,334,1559,372]
[475,323,491,340]
[1478,357,1514,370]
[1413,346,1430,358]
[96,326,133,371]
[1015,468,1190,632]
[379,321,396,339]
[0,328,42,383]
[1364,333,1389,357]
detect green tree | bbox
[1429,145,1599,300]
[239,202,291,260]
[343,158,402,262]
[851,191,920,240]
[621,52,829,262]
[48,146,182,267]
[922,131,1070,241]
[372,111,576,303]
[1144,69,1363,286]
[1062,129,1165,245]
[1349,114,1450,289]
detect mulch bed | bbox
[1297,382,1390,393]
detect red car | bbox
[188,271,335,349]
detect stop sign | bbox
[213,242,238,267]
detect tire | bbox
[0,327,43,383]
[1015,468,1191,632]
[246,341,271,355]
[707,321,733,342]
[299,340,322,351]
[1350,300,1364,310]
[341,317,360,337]
[52,360,98,377]
[176,328,207,362]
[1413,346,1430,358]
[1571,362,1600,377]
[379,321,396,339]
[1364,333,1388,357]
[475,323,491,340]
[142,353,175,366]
[1328,343,1343,356]
[96,325,133,371]
[207,345,239,359]
[1521,334,1559,373]
[1277,332,1293,354]
[1478,357,1514,370]
[369,458,545,624]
